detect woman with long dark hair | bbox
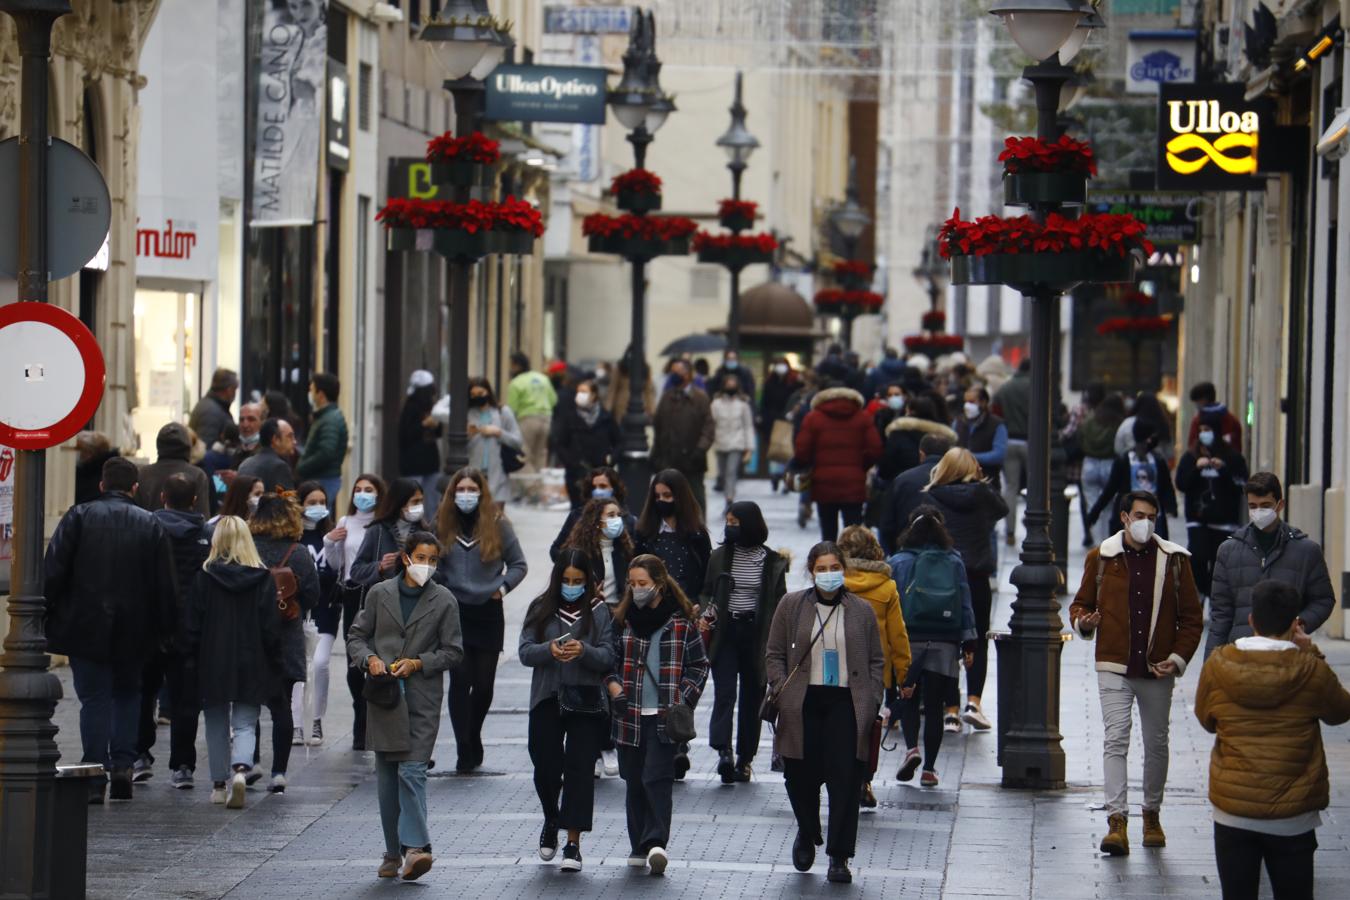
[435,467,528,772]
[765,541,885,884]
[519,550,615,872]
[324,473,385,750]
[552,378,622,508]
[888,507,977,789]
[292,481,340,746]
[350,477,430,587]
[699,501,788,784]
[549,466,632,560]
[603,555,708,876]
[398,370,444,523]
[211,474,263,525]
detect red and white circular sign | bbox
[0,302,106,450]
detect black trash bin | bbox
[51,763,103,899]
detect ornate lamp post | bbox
[607,9,676,502]
[983,0,1100,790]
[822,158,871,350]
[715,72,759,352]
[418,0,513,472]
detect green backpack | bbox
[901,549,963,635]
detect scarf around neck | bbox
[628,596,676,639]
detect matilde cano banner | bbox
[251,0,327,226]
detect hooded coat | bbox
[1206,522,1337,657]
[184,562,282,707]
[1195,640,1350,820]
[842,558,912,688]
[794,387,883,504]
[921,480,1009,574]
[136,423,211,517]
[879,416,958,481]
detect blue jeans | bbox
[317,476,343,514]
[203,702,260,784]
[69,656,141,771]
[376,755,430,856]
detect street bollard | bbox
[50,763,103,899]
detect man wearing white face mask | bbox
[1070,490,1203,858]
[1206,472,1336,660]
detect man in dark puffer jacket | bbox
[1206,472,1336,659]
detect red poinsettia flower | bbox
[375,197,542,235]
[717,198,758,220]
[833,260,872,278]
[425,131,502,164]
[814,289,883,310]
[489,196,545,237]
[583,214,697,241]
[937,209,1153,260]
[903,333,964,354]
[921,310,947,330]
[692,231,779,253]
[998,134,1096,176]
[610,169,663,196]
[1096,315,1174,337]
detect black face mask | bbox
[654,499,677,519]
[468,395,489,407]
[724,525,742,545]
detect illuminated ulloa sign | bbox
[1156,84,1269,191]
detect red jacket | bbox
[794,387,883,504]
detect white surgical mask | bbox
[353,492,377,512]
[303,505,328,523]
[963,402,981,420]
[406,563,434,587]
[631,586,656,607]
[240,432,260,447]
[402,504,424,523]
[1249,507,1278,530]
[887,395,905,411]
[575,391,593,408]
[814,571,845,594]
[773,364,788,376]
[1198,430,1215,447]
[247,496,260,513]
[1127,518,1155,545]
[455,492,480,513]
[603,516,625,539]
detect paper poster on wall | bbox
[0,445,14,566]
[250,0,327,226]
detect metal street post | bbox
[716,71,759,352]
[0,2,71,896]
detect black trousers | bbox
[167,656,200,772]
[816,502,864,542]
[1213,822,1316,900]
[901,672,953,770]
[782,685,861,859]
[528,698,603,832]
[253,681,296,774]
[617,716,677,854]
[708,616,765,760]
[136,650,168,761]
[946,568,992,706]
[341,586,368,744]
[448,646,499,766]
[1188,525,1229,598]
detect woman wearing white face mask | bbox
[435,467,529,772]
[292,482,341,746]
[466,377,524,507]
[764,541,885,884]
[552,379,622,509]
[1174,413,1248,601]
[350,478,431,589]
[348,532,463,882]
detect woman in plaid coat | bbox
[604,554,709,876]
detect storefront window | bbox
[243,226,315,433]
[131,289,200,455]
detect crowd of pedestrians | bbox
[44,352,1350,896]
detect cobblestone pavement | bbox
[53,480,1350,898]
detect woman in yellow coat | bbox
[837,525,911,808]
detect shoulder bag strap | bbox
[775,598,837,695]
[280,543,298,568]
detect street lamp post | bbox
[716,71,759,352]
[987,0,1098,790]
[419,0,512,472]
[827,157,870,350]
[0,2,72,895]
[608,9,673,502]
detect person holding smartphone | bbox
[347,532,463,882]
[519,551,615,872]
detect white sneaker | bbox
[269,773,287,793]
[594,758,602,778]
[961,704,992,731]
[646,846,668,875]
[626,854,648,868]
[943,713,962,734]
[601,749,619,777]
[226,771,246,809]
[210,787,226,805]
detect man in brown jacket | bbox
[650,359,715,512]
[1069,489,1203,857]
[1195,580,1350,899]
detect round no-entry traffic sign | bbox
[0,302,105,450]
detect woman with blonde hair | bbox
[604,554,708,875]
[183,516,282,809]
[837,525,911,809]
[435,466,529,772]
[919,448,1007,732]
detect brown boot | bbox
[1099,814,1129,856]
[1142,809,1166,848]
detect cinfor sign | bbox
[1156,84,1269,191]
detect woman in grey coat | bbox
[765,541,884,885]
[467,377,524,504]
[519,550,615,872]
[347,530,463,882]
